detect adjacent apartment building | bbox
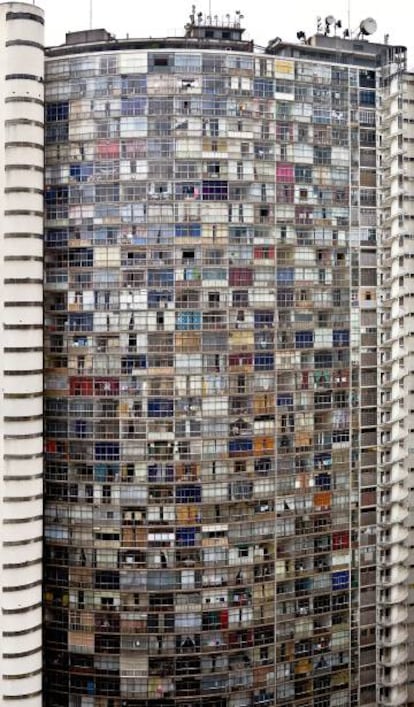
[0,4,44,706]
[1,2,414,706]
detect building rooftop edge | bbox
[45,28,406,67]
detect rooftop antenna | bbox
[89,0,93,29]
[359,17,377,37]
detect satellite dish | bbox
[360,17,377,36]
[325,15,336,26]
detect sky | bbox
[36,0,414,68]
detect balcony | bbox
[378,684,408,706]
[379,525,408,546]
[380,584,409,606]
[378,605,408,627]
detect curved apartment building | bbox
[0,2,44,704]
[42,15,407,707]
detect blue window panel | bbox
[147,465,159,482]
[175,224,201,237]
[95,443,120,461]
[315,473,331,490]
[332,430,350,443]
[254,354,274,370]
[46,102,69,121]
[70,163,93,182]
[295,331,314,349]
[147,269,174,286]
[176,311,201,331]
[148,290,173,308]
[45,186,68,205]
[254,78,274,98]
[147,399,174,418]
[176,485,202,503]
[121,97,147,116]
[135,355,147,369]
[229,439,253,454]
[333,329,350,346]
[332,571,349,591]
[176,528,196,547]
[147,464,174,482]
[45,229,68,247]
[165,465,174,481]
[202,180,228,201]
[74,420,87,437]
[69,313,93,332]
[359,90,375,106]
[69,248,93,267]
[121,355,146,373]
[254,311,274,328]
[277,394,293,407]
[277,268,294,283]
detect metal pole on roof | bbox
[89,0,93,29]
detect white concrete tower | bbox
[0,3,44,705]
[378,50,410,707]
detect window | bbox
[295,331,314,349]
[295,165,312,183]
[254,311,274,328]
[46,102,69,121]
[176,485,201,503]
[121,76,146,95]
[176,312,201,331]
[277,268,294,283]
[254,78,274,98]
[149,53,174,70]
[121,97,147,116]
[360,90,375,106]
[313,108,331,124]
[46,123,68,143]
[99,55,117,75]
[333,430,350,443]
[175,53,201,73]
[148,399,174,418]
[229,268,253,286]
[94,183,119,202]
[175,224,201,238]
[232,290,248,307]
[333,329,350,347]
[314,146,331,165]
[255,354,274,370]
[202,180,228,200]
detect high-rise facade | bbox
[0,3,411,707]
[41,17,411,707]
[0,3,44,705]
